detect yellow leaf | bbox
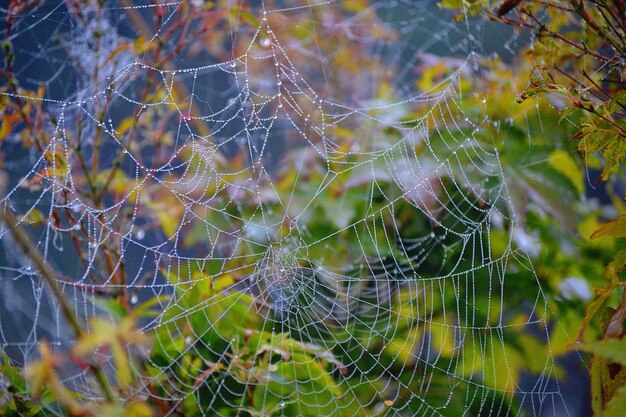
[117,116,136,134]
[343,0,369,12]
[127,402,155,417]
[591,215,626,239]
[110,338,131,390]
[429,322,456,358]
[0,113,19,141]
[548,149,583,194]
[386,325,421,365]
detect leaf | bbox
[25,343,53,397]
[430,322,456,358]
[548,149,583,194]
[591,215,626,239]
[231,6,259,27]
[579,337,626,416]
[606,90,626,115]
[601,136,626,180]
[19,208,47,225]
[1,351,51,416]
[439,0,463,8]
[603,386,626,417]
[74,317,149,390]
[578,285,619,342]
[590,351,605,414]
[578,125,615,154]
[606,248,626,282]
[438,0,490,16]
[131,295,169,319]
[73,321,111,357]
[94,297,128,319]
[145,194,184,238]
[127,401,155,417]
[343,0,369,12]
[578,339,626,366]
[0,113,20,141]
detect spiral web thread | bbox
[0,1,572,416]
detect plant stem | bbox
[0,208,116,402]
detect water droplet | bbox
[279,401,285,408]
[260,37,271,48]
[130,295,138,304]
[136,229,145,240]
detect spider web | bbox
[0,1,575,416]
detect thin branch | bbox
[0,209,116,402]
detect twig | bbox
[0,209,116,402]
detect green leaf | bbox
[94,297,128,319]
[578,125,615,155]
[606,248,626,282]
[601,136,626,180]
[580,337,626,416]
[589,346,605,414]
[577,287,613,343]
[606,91,626,116]
[578,338,626,366]
[603,386,626,417]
